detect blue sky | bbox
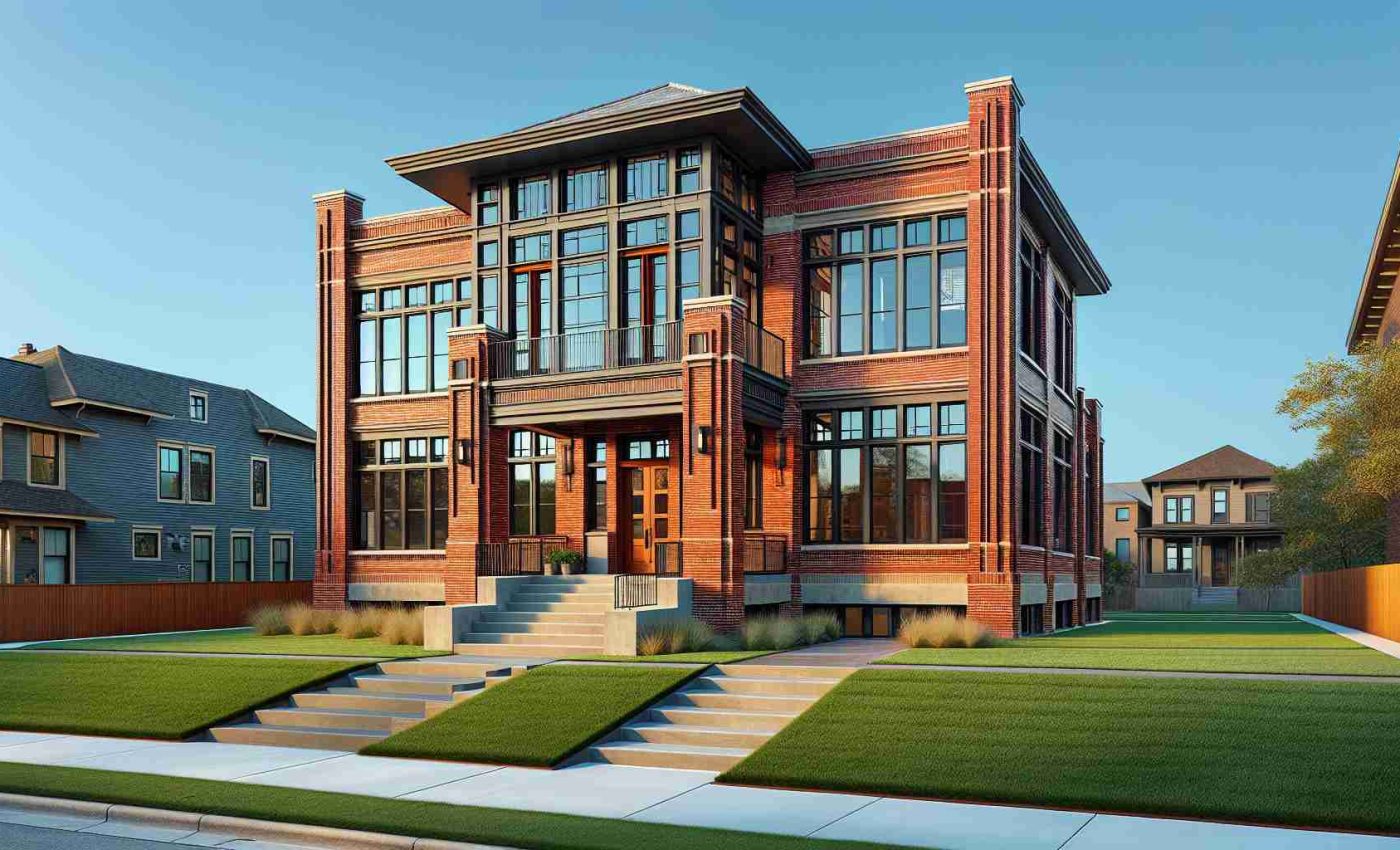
[1,1,1397,481]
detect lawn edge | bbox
[21,630,447,660]
[561,650,778,664]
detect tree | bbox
[1272,452,1387,571]
[1234,548,1300,610]
[1100,549,1135,588]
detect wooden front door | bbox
[622,462,673,573]
[1212,543,1232,586]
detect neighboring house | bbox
[313,76,1111,638]
[1103,481,1151,571]
[0,345,315,584]
[1138,445,1282,587]
[1346,145,1400,564]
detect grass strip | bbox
[722,668,1400,834]
[876,647,1400,676]
[363,663,698,766]
[0,652,364,738]
[25,628,445,658]
[0,761,914,850]
[565,651,775,664]
[1021,618,1355,649]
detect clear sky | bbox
[1,1,1397,481]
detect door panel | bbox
[622,462,673,573]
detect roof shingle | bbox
[1144,445,1276,484]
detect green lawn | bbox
[0,651,364,738]
[722,668,1400,834]
[566,651,775,664]
[363,663,697,766]
[0,762,911,850]
[1024,617,1354,649]
[24,627,445,658]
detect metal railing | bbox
[477,536,567,576]
[613,573,658,610]
[488,321,682,380]
[743,533,787,574]
[742,321,787,381]
[655,541,684,576]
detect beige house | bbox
[1104,482,1150,571]
[1139,446,1282,587]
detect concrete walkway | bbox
[1,730,1395,849]
[743,638,902,667]
[1296,614,1400,660]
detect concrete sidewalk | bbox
[1296,613,1400,660]
[0,730,1395,850]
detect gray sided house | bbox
[0,345,315,585]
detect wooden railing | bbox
[1304,563,1400,643]
[488,322,682,380]
[743,321,787,381]
[0,581,311,643]
[478,536,567,576]
[743,533,787,574]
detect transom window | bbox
[354,434,449,551]
[805,401,967,545]
[562,224,607,257]
[509,431,557,535]
[805,214,967,357]
[623,216,668,247]
[625,436,671,460]
[28,430,59,486]
[357,280,470,397]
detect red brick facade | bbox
[313,77,1109,639]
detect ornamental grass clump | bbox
[636,617,715,655]
[335,608,383,640]
[285,603,337,636]
[247,605,290,636]
[898,611,994,648]
[378,607,425,646]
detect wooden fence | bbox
[1304,563,1400,643]
[0,581,312,643]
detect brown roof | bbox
[1348,145,1400,352]
[1143,445,1276,484]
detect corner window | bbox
[251,457,270,509]
[189,391,208,423]
[158,445,184,502]
[132,528,161,561]
[28,430,60,487]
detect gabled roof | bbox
[1348,144,1400,351]
[0,481,114,523]
[1104,481,1149,505]
[1144,445,1276,485]
[516,83,713,133]
[244,389,316,443]
[0,359,97,436]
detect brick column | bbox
[681,295,748,631]
[963,77,1022,624]
[313,189,363,610]
[443,324,507,604]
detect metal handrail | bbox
[613,573,657,609]
[478,536,567,576]
[742,321,787,381]
[488,321,682,380]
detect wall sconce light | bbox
[563,440,575,476]
[456,438,473,467]
[696,425,713,455]
[776,433,787,470]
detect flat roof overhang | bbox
[385,88,813,211]
[1020,144,1111,297]
[1347,146,1400,352]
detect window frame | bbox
[188,390,209,424]
[250,456,271,511]
[623,152,669,203]
[39,526,72,585]
[1115,506,1131,522]
[156,443,186,503]
[508,430,558,536]
[132,526,162,562]
[1019,407,1046,549]
[190,529,215,582]
[269,532,294,581]
[353,434,451,552]
[586,438,608,533]
[229,530,255,582]
[27,429,62,489]
[564,163,608,212]
[1212,488,1229,524]
[187,445,216,506]
[355,279,471,398]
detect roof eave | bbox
[1347,145,1400,353]
[258,428,317,446]
[50,398,173,420]
[1020,144,1111,297]
[0,416,99,438]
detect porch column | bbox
[443,324,508,605]
[680,295,748,631]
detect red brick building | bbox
[313,76,1111,638]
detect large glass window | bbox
[1019,408,1046,548]
[587,439,608,532]
[625,154,667,202]
[354,435,449,550]
[565,164,607,212]
[1052,432,1072,551]
[1020,238,1045,362]
[42,528,69,584]
[514,175,550,220]
[189,448,214,505]
[508,431,557,535]
[356,281,470,396]
[28,430,59,486]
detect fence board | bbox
[0,582,312,642]
[1304,564,1400,643]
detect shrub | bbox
[741,615,812,651]
[285,603,337,636]
[335,608,383,640]
[637,630,670,656]
[800,612,839,645]
[635,617,715,656]
[247,604,290,636]
[898,611,994,648]
[378,607,424,646]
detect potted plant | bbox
[547,547,586,576]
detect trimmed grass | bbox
[363,663,697,766]
[878,647,1400,675]
[0,651,364,738]
[722,668,1400,834]
[566,651,775,664]
[1022,618,1355,649]
[24,627,445,658]
[0,762,912,850]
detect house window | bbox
[509,431,556,535]
[565,164,607,212]
[622,215,668,247]
[1053,283,1073,391]
[1212,488,1229,523]
[189,448,214,505]
[677,210,701,241]
[1116,506,1131,522]
[511,233,551,264]
[676,147,701,193]
[1115,537,1131,562]
[132,528,161,561]
[356,280,470,396]
[1246,492,1273,523]
[230,533,253,581]
[249,457,270,509]
[1019,238,1045,362]
[1052,431,1073,551]
[479,240,499,267]
[477,184,500,226]
[28,430,59,487]
[41,528,69,584]
[625,154,668,202]
[158,446,184,501]
[745,426,763,530]
[805,402,967,544]
[1019,408,1046,548]
[191,532,214,582]
[1166,541,1194,572]
[587,439,607,532]
[353,435,449,550]
[939,249,967,347]
[562,224,607,257]
[678,247,701,304]
[1165,495,1195,524]
[513,175,550,220]
[189,391,208,423]
[624,436,670,460]
[271,534,293,581]
[562,261,609,343]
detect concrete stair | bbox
[209,657,526,751]
[584,664,856,772]
[454,575,614,657]
[1194,586,1239,609]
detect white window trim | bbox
[156,442,187,504]
[26,428,65,490]
[188,389,209,425]
[187,445,217,506]
[229,530,255,582]
[250,456,271,511]
[189,528,215,582]
[269,532,294,581]
[37,525,75,585]
[131,526,163,561]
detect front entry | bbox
[622,461,673,574]
[1211,543,1232,586]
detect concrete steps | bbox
[456,575,613,656]
[582,663,855,771]
[453,642,602,657]
[209,723,385,752]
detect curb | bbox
[0,792,511,849]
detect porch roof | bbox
[0,481,114,524]
[1138,524,1281,538]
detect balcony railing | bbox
[743,533,788,574]
[742,322,787,381]
[478,536,567,576]
[489,322,682,380]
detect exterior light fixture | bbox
[563,441,575,476]
[696,425,713,455]
[456,438,472,466]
